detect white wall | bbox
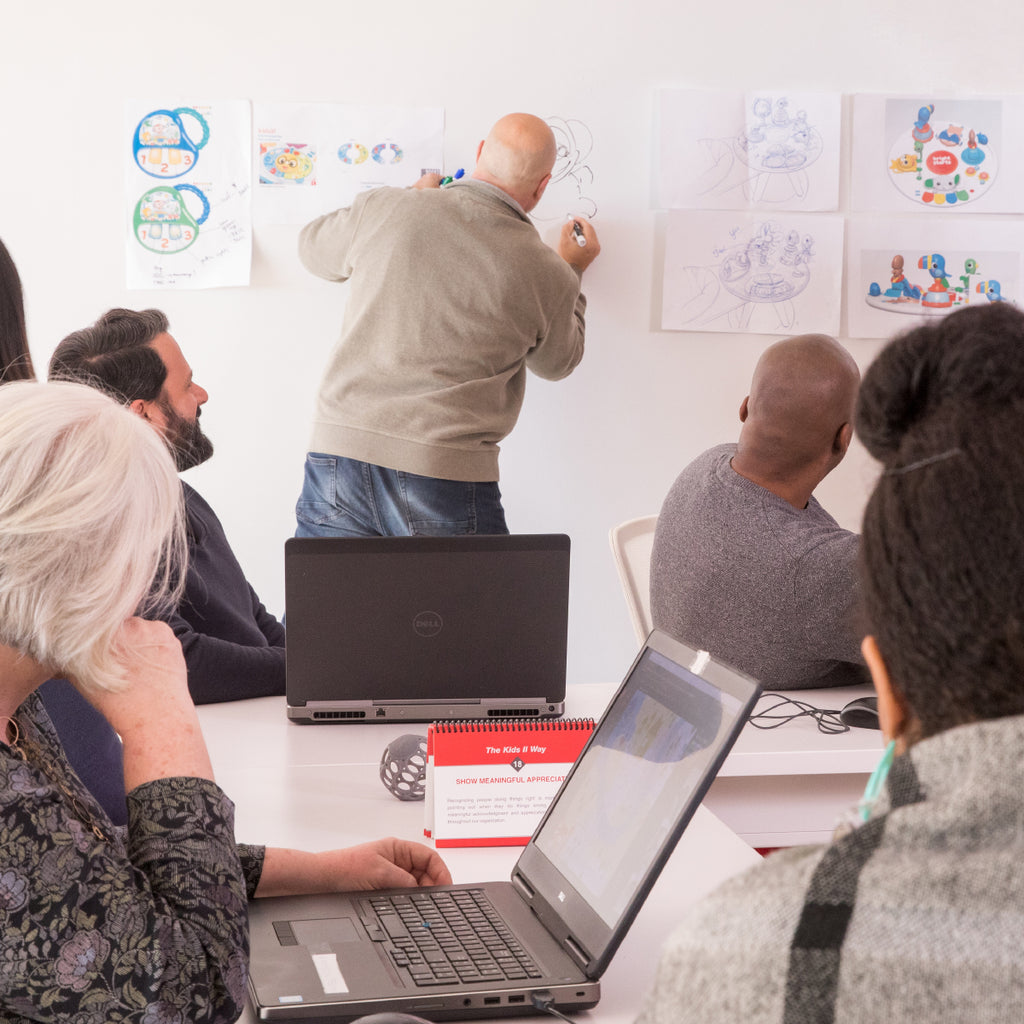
[3,0,1021,684]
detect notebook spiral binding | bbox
[433,718,595,733]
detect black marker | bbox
[572,220,587,247]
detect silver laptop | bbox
[285,535,570,723]
[248,629,762,1021]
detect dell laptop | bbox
[285,535,571,723]
[248,628,762,1021]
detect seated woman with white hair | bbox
[0,380,451,1022]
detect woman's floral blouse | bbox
[0,691,266,1022]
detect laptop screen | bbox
[285,535,570,710]
[513,631,759,975]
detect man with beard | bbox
[49,308,285,705]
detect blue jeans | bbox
[295,453,509,537]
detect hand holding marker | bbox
[439,168,465,186]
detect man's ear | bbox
[834,421,853,457]
[739,396,750,423]
[128,398,150,420]
[862,635,908,745]
[533,172,552,204]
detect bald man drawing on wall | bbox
[650,334,868,690]
[296,113,601,537]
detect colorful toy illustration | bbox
[338,142,369,165]
[912,105,934,143]
[260,144,316,185]
[866,251,1012,316]
[886,101,997,208]
[890,154,918,173]
[132,183,209,254]
[674,220,815,330]
[372,142,403,165]
[132,108,209,179]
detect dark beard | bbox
[158,399,214,472]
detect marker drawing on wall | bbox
[663,211,843,336]
[126,99,252,289]
[852,95,1024,214]
[656,90,840,212]
[531,116,597,222]
[253,103,443,225]
[846,218,1022,338]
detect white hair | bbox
[0,380,186,692]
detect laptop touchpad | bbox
[291,918,360,945]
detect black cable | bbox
[531,989,577,1022]
[747,693,849,734]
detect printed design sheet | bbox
[852,95,1024,213]
[656,90,841,212]
[662,210,844,336]
[846,217,1023,338]
[125,99,251,289]
[253,103,443,224]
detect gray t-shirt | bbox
[650,444,866,690]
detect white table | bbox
[197,697,760,1024]
[707,684,885,847]
[472,681,884,848]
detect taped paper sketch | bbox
[656,90,840,212]
[852,95,1024,214]
[884,99,998,208]
[125,99,251,290]
[663,210,843,336]
[846,218,1022,338]
[253,103,443,224]
[531,116,597,222]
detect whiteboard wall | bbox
[3,0,1017,686]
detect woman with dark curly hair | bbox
[638,302,1024,1024]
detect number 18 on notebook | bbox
[424,719,595,848]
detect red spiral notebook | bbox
[424,718,595,848]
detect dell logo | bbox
[413,611,443,637]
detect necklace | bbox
[2,714,110,842]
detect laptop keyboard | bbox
[362,889,544,987]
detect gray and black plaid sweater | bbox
[638,714,1024,1023]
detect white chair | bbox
[608,515,659,644]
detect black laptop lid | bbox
[285,534,570,707]
[511,629,761,977]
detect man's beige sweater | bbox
[299,179,586,482]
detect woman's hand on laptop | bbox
[255,839,453,897]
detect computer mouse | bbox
[839,695,880,730]
[348,1015,435,1024]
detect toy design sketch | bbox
[865,251,1014,316]
[260,143,317,185]
[663,210,843,336]
[531,116,597,221]
[698,97,824,205]
[132,108,210,179]
[656,90,840,212]
[671,221,814,331]
[132,184,210,253]
[125,98,252,290]
[886,100,998,208]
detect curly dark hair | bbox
[855,302,1024,739]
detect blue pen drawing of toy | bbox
[133,107,210,179]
